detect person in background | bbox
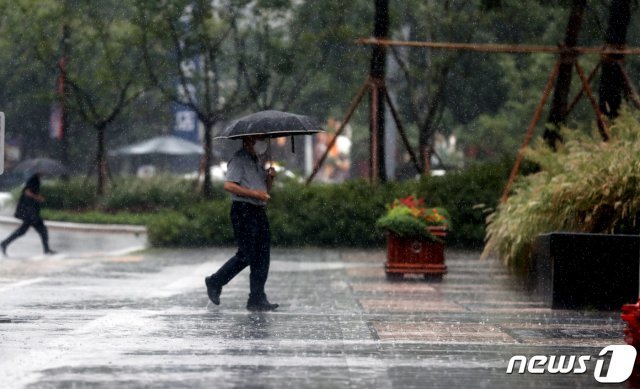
[205,135,279,311]
[1,174,56,256]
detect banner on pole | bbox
[49,103,63,139]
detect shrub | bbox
[147,201,234,247]
[147,161,510,248]
[147,211,192,247]
[268,180,409,247]
[38,161,512,249]
[415,158,513,248]
[41,209,156,225]
[40,176,227,212]
[483,107,640,272]
[41,178,98,210]
[101,176,204,212]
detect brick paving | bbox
[0,246,630,388]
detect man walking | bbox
[205,135,279,311]
[1,174,56,256]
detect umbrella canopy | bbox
[109,135,203,156]
[12,158,69,176]
[215,110,323,139]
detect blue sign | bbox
[173,107,199,143]
[172,56,200,144]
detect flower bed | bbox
[377,195,451,280]
[376,195,450,241]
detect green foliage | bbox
[376,208,436,240]
[4,0,640,178]
[484,107,640,272]
[41,209,157,225]
[415,158,515,247]
[147,160,511,248]
[147,201,234,247]
[376,196,450,241]
[39,159,510,249]
[101,176,204,212]
[40,176,224,212]
[41,178,98,210]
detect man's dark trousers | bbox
[2,218,50,252]
[211,201,270,298]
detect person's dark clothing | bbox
[211,201,271,298]
[207,147,276,309]
[15,174,41,222]
[2,219,50,252]
[2,175,51,253]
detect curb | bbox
[0,216,147,235]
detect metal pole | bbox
[382,86,422,174]
[304,135,313,177]
[575,61,610,141]
[370,79,380,183]
[306,81,370,185]
[501,61,561,203]
[369,0,389,182]
[566,61,601,115]
[356,38,640,55]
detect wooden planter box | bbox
[384,227,447,280]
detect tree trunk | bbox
[96,125,107,196]
[418,75,447,175]
[369,0,389,182]
[544,0,586,149]
[598,0,631,119]
[60,24,70,169]
[419,123,429,175]
[202,121,213,199]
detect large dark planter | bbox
[384,227,447,281]
[533,232,639,310]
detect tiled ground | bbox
[0,247,631,388]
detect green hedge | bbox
[148,159,513,248]
[42,179,98,210]
[41,176,225,212]
[41,209,158,225]
[38,160,513,249]
[100,176,202,212]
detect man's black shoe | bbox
[246,300,279,312]
[205,276,222,305]
[1,242,7,257]
[44,249,57,255]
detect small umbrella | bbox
[12,158,69,176]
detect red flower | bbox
[398,195,424,209]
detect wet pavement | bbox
[0,239,631,388]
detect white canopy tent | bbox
[109,135,203,156]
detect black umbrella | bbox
[215,110,323,140]
[12,158,69,176]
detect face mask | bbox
[254,140,268,155]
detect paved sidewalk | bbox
[0,220,146,261]
[0,247,628,388]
